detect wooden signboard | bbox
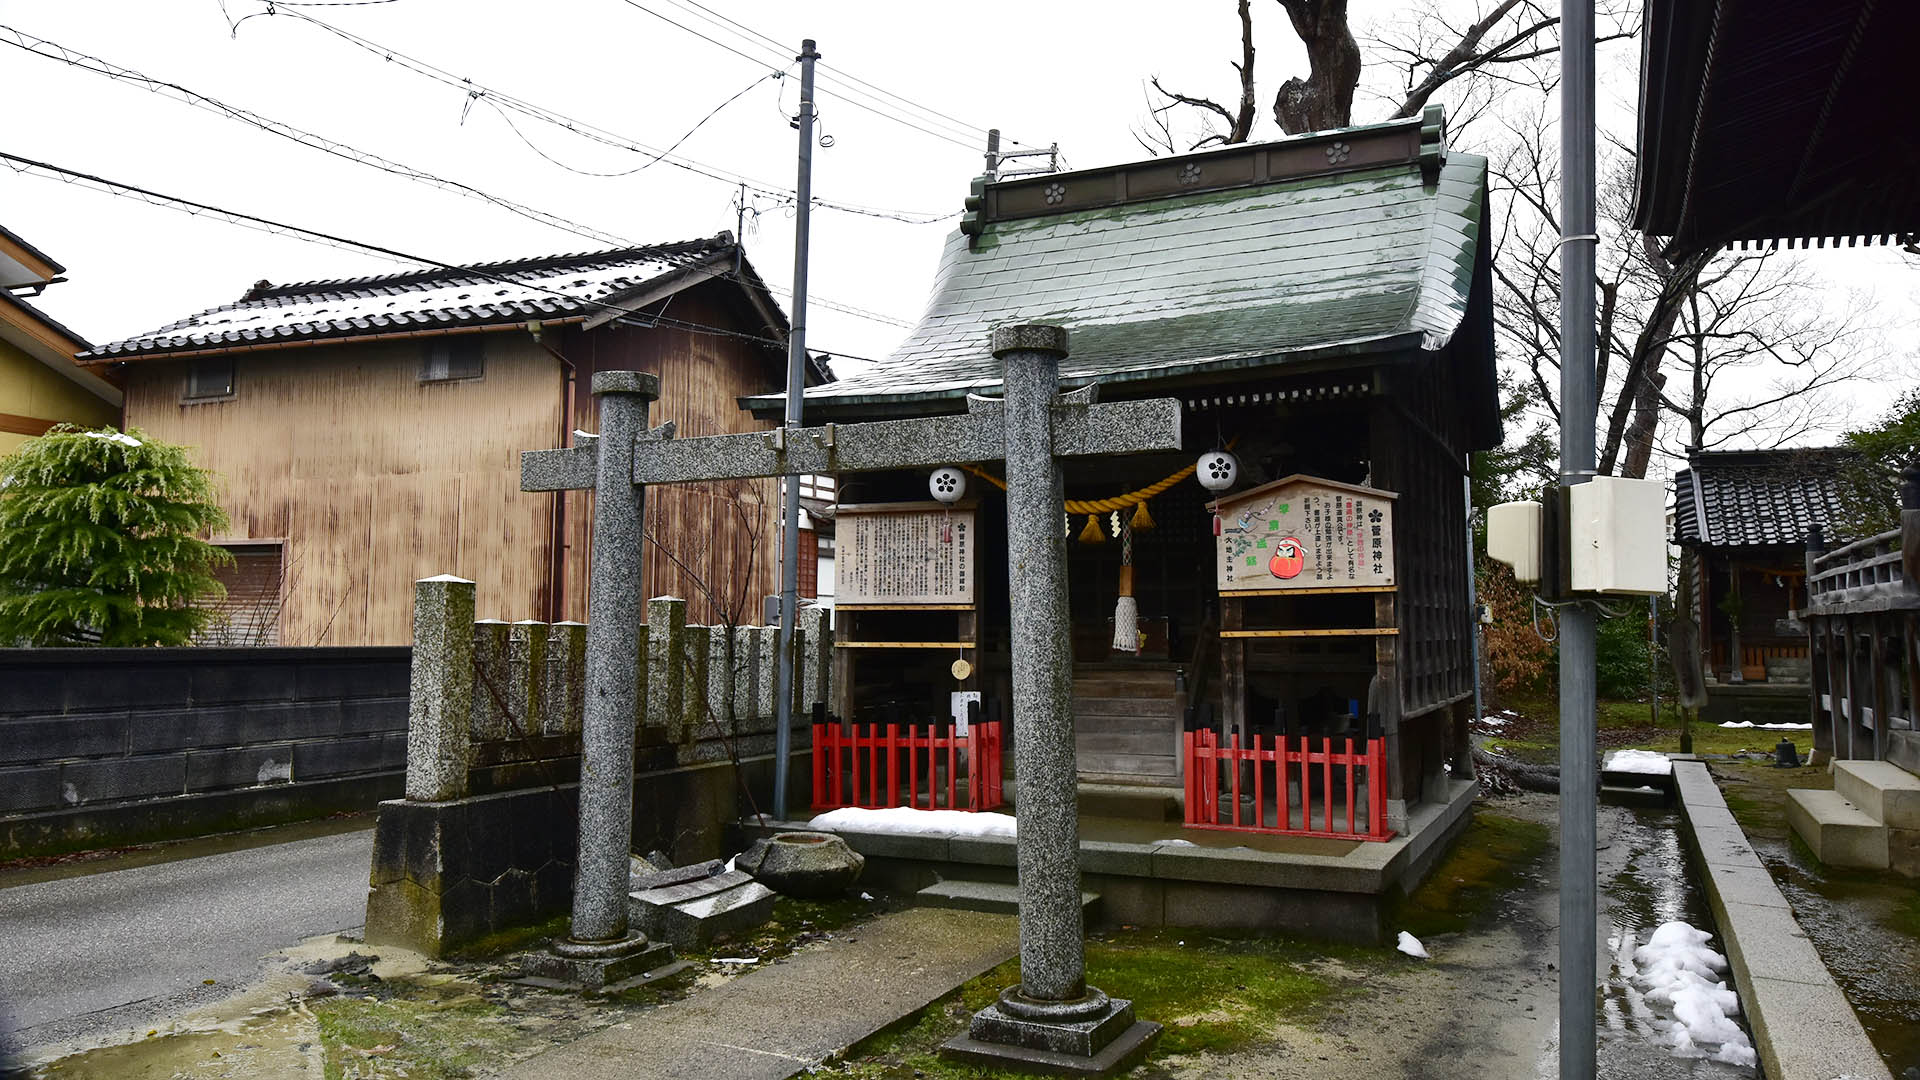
[835,501,976,606]
[1212,475,1396,592]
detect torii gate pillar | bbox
[941,326,1161,1074]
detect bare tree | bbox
[1490,107,1874,474]
[1137,0,1633,152]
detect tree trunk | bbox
[1273,0,1362,133]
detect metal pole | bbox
[773,38,817,823]
[984,128,1001,180]
[1558,0,1599,1075]
[1465,471,1484,733]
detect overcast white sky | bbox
[5,1,1914,449]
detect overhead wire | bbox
[611,0,998,153]
[237,4,957,223]
[4,27,920,330]
[0,149,885,363]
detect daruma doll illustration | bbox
[1269,536,1304,579]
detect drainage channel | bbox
[1596,804,1755,1079]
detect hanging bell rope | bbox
[1111,516,1138,652]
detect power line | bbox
[652,0,1027,149]
[3,27,920,330]
[0,149,886,362]
[0,24,629,247]
[607,0,983,153]
[239,5,958,224]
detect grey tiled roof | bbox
[83,237,762,360]
[755,116,1488,417]
[1673,448,1857,548]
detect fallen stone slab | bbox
[497,907,1017,1080]
[630,869,776,950]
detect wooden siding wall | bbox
[555,285,782,627]
[124,333,563,645]
[1372,361,1474,717]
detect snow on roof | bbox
[83,236,758,361]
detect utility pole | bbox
[772,38,818,823]
[984,128,1001,180]
[1558,0,1599,1077]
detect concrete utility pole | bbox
[1558,0,1600,1076]
[773,38,818,823]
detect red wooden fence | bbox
[811,722,1005,813]
[1183,729,1392,841]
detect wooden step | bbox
[1786,788,1889,869]
[1074,751,1179,779]
[1073,672,1179,694]
[1074,732,1178,756]
[1073,692,1182,713]
[1833,760,1920,829]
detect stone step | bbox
[1785,788,1889,870]
[1888,731,1920,778]
[916,878,1100,917]
[1600,783,1671,809]
[1832,760,1920,829]
[1077,783,1182,820]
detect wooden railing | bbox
[811,721,1005,813]
[1183,730,1392,841]
[1807,527,1908,610]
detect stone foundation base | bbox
[941,988,1160,1076]
[519,933,677,990]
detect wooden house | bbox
[80,235,814,645]
[0,224,121,454]
[753,109,1500,841]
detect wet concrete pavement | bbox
[0,823,373,1060]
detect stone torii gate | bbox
[520,326,1168,1070]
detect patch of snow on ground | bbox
[806,806,1016,838]
[1717,721,1812,730]
[1632,921,1755,1067]
[1604,749,1674,776]
[1396,931,1430,959]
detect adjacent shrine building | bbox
[753,109,1499,842]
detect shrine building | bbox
[745,108,1500,933]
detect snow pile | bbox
[1604,749,1674,776]
[1718,721,1812,730]
[82,431,142,448]
[805,806,1016,838]
[1632,921,1755,1067]
[1396,931,1430,959]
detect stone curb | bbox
[1671,760,1892,1080]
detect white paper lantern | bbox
[1197,450,1239,491]
[929,466,967,503]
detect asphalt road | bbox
[0,825,373,1059]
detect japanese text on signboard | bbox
[837,506,975,605]
[1214,477,1395,592]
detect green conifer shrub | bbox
[0,425,231,646]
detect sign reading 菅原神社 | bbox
[1212,475,1396,592]
[836,502,975,605]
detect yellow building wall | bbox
[0,337,120,455]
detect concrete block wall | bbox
[0,647,410,856]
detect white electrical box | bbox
[1569,476,1666,595]
[1486,501,1542,584]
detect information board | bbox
[836,502,975,605]
[1214,475,1396,592]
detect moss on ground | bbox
[315,994,519,1080]
[1392,812,1552,939]
[1489,693,1799,763]
[820,929,1357,1077]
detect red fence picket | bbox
[810,721,1004,812]
[1183,729,1392,840]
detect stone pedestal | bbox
[520,932,679,991]
[941,988,1160,1075]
